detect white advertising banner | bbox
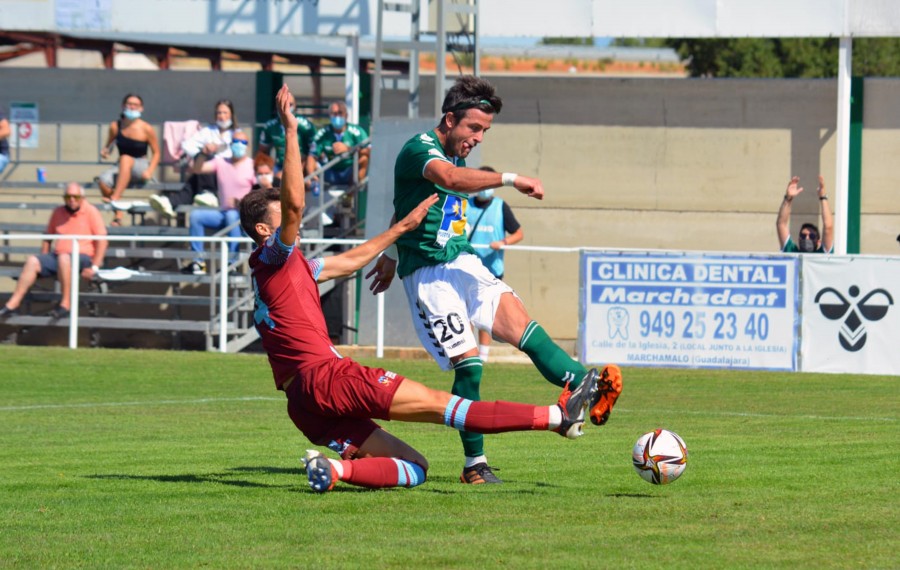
[801,256,900,375]
[580,253,799,371]
[9,102,39,149]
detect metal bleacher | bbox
[0,134,369,351]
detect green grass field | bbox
[0,345,897,569]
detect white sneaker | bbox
[193,191,219,208]
[149,194,175,219]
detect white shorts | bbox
[402,252,516,371]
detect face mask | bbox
[330,116,346,130]
[230,142,247,158]
[217,119,233,130]
[798,237,816,253]
[122,109,141,120]
[476,189,494,200]
[257,174,273,186]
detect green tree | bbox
[658,37,900,77]
[540,37,594,46]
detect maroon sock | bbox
[463,400,549,433]
[338,457,426,489]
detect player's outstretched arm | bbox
[424,160,544,200]
[274,85,304,248]
[318,193,438,283]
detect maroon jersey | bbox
[249,229,341,389]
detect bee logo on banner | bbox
[802,256,900,375]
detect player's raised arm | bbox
[319,193,438,283]
[275,85,304,248]
[424,160,544,200]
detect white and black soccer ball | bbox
[632,429,688,485]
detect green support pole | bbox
[847,77,863,254]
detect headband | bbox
[446,98,495,114]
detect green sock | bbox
[518,321,588,388]
[452,356,484,459]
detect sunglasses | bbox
[232,139,249,145]
[799,231,819,240]
[63,194,83,200]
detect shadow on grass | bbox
[85,465,305,489]
[605,492,657,498]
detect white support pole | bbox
[346,34,360,125]
[834,36,852,255]
[219,243,228,353]
[373,0,384,122]
[435,0,447,117]
[376,292,385,358]
[68,237,79,349]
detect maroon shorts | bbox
[285,358,406,459]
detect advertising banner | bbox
[9,102,39,149]
[579,252,799,371]
[800,256,899,375]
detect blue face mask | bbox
[476,189,495,200]
[230,142,248,158]
[330,116,346,130]
[123,109,141,120]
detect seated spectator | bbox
[149,99,239,219]
[776,175,834,253]
[252,153,277,191]
[95,93,160,226]
[306,100,370,189]
[0,106,9,174]
[0,183,108,320]
[257,90,315,175]
[182,130,255,275]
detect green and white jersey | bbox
[257,115,315,166]
[309,124,369,170]
[393,129,475,278]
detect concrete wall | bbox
[3,70,899,345]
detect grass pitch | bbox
[0,345,897,569]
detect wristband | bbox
[819,195,828,200]
[783,195,793,202]
[383,243,398,260]
[501,172,517,187]
[91,265,100,272]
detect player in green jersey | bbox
[366,75,623,485]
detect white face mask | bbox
[217,119,233,130]
[257,174,274,186]
[476,189,495,200]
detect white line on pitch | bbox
[0,396,283,412]
[615,407,896,422]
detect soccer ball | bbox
[632,429,688,485]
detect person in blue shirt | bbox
[466,166,524,361]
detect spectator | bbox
[466,166,524,362]
[777,175,834,253]
[149,99,239,219]
[95,94,160,226]
[0,183,107,320]
[306,100,370,189]
[0,106,9,174]
[182,130,255,275]
[251,153,277,191]
[257,90,315,174]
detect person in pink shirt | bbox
[182,130,255,275]
[0,182,108,320]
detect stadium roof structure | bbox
[0,30,407,71]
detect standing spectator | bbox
[182,131,255,275]
[366,75,622,485]
[306,100,370,188]
[149,99,239,219]
[466,166,524,362]
[0,183,107,320]
[257,90,315,175]
[777,175,834,253]
[95,93,160,226]
[0,105,9,174]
